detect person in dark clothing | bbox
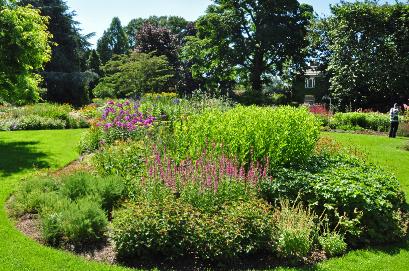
[389,103,399,138]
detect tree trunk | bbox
[251,48,264,94]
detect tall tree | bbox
[93,52,173,98]
[18,0,92,73]
[125,16,189,48]
[86,49,101,75]
[318,1,409,110]
[183,0,313,94]
[0,1,52,104]
[97,17,129,64]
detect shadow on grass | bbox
[0,141,50,177]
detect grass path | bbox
[0,130,130,271]
[0,130,408,271]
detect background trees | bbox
[97,17,129,64]
[183,0,313,95]
[312,1,409,111]
[17,0,98,106]
[0,0,52,105]
[93,52,173,98]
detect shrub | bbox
[172,106,320,167]
[92,141,147,179]
[190,200,273,261]
[272,200,316,261]
[318,232,347,257]
[111,198,273,262]
[60,173,93,201]
[259,155,408,246]
[10,173,123,248]
[0,103,89,131]
[111,198,194,259]
[331,112,390,132]
[9,177,60,216]
[41,197,107,247]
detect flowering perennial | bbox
[97,100,156,131]
[145,147,271,193]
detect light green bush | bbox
[272,200,316,261]
[172,106,320,167]
[318,232,348,257]
[331,112,390,132]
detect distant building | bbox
[293,65,329,105]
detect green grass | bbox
[0,130,130,271]
[0,130,408,271]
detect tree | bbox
[86,49,101,75]
[18,0,92,73]
[0,1,52,104]
[317,2,409,110]
[97,17,129,64]
[125,16,189,48]
[136,23,179,67]
[183,0,313,94]
[93,52,173,98]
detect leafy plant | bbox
[272,200,316,261]
[172,106,320,167]
[318,232,347,257]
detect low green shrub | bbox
[191,200,273,261]
[9,177,60,216]
[41,196,108,247]
[111,198,273,262]
[259,155,408,246]
[318,232,347,257]
[112,198,194,259]
[92,141,147,179]
[272,200,316,261]
[10,172,125,248]
[0,103,89,131]
[172,106,320,167]
[331,112,390,132]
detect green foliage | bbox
[191,200,273,261]
[77,127,104,154]
[97,17,129,64]
[182,0,313,94]
[260,155,409,246]
[93,52,173,98]
[318,232,348,257]
[9,172,126,248]
[86,49,102,75]
[0,103,88,131]
[40,196,107,247]
[331,112,390,132]
[172,106,320,167]
[0,3,52,104]
[19,0,92,73]
[43,71,100,106]
[111,198,273,261]
[272,200,316,261]
[111,198,194,259]
[92,141,147,179]
[318,2,409,110]
[180,179,254,213]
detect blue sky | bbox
[65,0,383,46]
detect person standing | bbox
[389,103,400,138]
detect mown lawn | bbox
[0,130,130,271]
[0,130,408,271]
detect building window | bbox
[305,77,315,89]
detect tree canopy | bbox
[312,1,409,110]
[97,17,129,64]
[183,0,313,95]
[93,52,173,98]
[0,1,52,104]
[18,0,92,73]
